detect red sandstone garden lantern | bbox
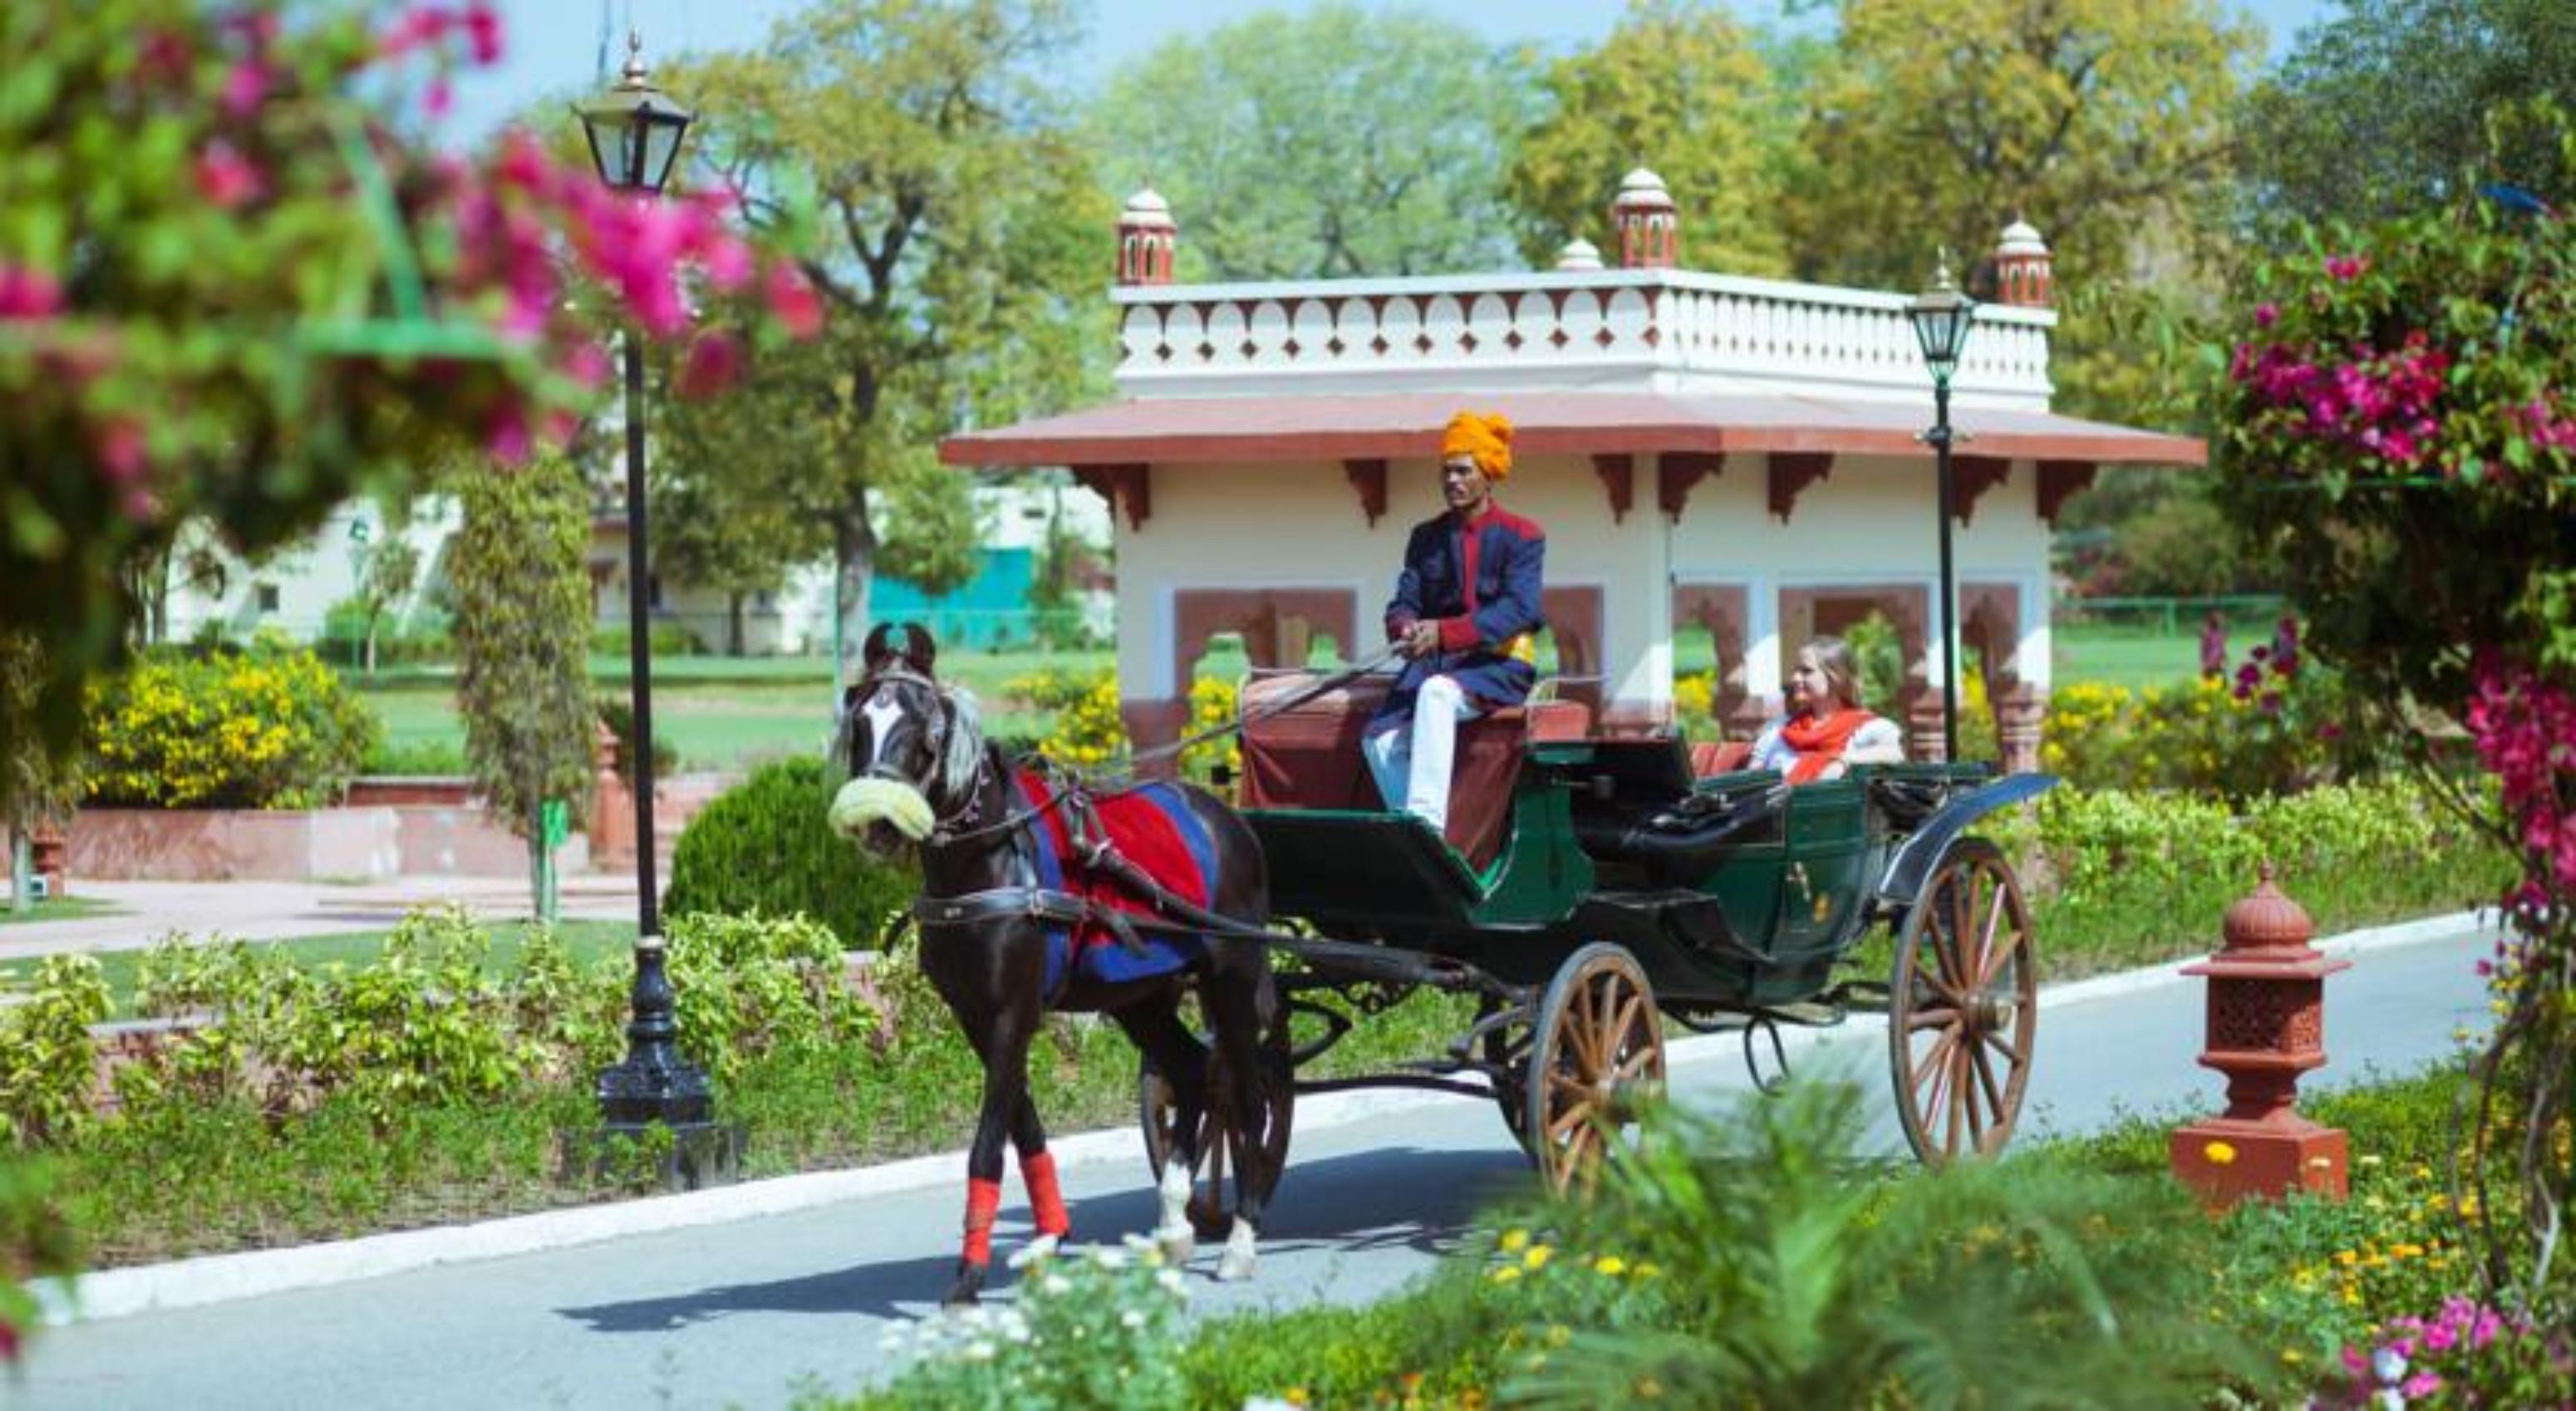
[2169,863,2352,1207]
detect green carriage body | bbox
[1245,736,1998,1008]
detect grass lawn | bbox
[32,918,641,1019]
[0,895,123,926]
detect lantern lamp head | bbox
[574,32,696,195]
[1907,249,1978,383]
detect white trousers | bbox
[1364,674,1480,833]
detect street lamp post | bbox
[1906,253,1978,763]
[574,34,730,1184]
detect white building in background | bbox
[157,482,1112,657]
[941,178,2201,769]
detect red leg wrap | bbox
[1022,1150,1069,1238]
[962,1177,1003,1267]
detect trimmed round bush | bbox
[664,756,917,949]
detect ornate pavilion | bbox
[940,170,2203,771]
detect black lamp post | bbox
[575,35,726,1181]
[1907,253,1978,763]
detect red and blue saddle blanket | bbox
[1014,769,1222,998]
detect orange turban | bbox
[1440,411,1514,482]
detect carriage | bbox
[1138,669,2055,1221]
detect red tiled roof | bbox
[938,391,2205,469]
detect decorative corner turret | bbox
[1116,187,1177,287]
[1610,168,1678,270]
[1554,237,1605,272]
[1993,214,2052,308]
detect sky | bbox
[447,0,2341,148]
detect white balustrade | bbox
[1110,268,2057,407]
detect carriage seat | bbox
[1690,740,1755,777]
[1238,670,1590,869]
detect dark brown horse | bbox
[827,623,1281,1305]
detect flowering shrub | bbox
[83,641,379,808]
[2321,1297,2575,1408]
[2042,666,2377,799]
[0,1,817,757]
[874,1237,1192,1409]
[1035,673,1128,771]
[1180,676,1241,789]
[2211,166,2576,1300]
[0,955,111,1145]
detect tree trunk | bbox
[364,617,380,675]
[9,826,29,914]
[726,592,745,657]
[833,510,878,697]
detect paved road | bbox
[7,923,2493,1411]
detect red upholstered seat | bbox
[1240,673,1590,870]
[1690,740,1754,778]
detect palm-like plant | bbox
[1502,1080,2279,1409]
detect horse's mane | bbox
[938,686,985,804]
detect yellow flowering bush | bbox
[2041,668,2382,799]
[1036,673,1128,771]
[84,640,379,809]
[1180,676,1241,791]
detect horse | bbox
[825,622,1281,1305]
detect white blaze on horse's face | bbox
[861,691,907,770]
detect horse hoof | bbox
[1215,1248,1256,1282]
[944,1262,987,1307]
[1153,1224,1196,1266]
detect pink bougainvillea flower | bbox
[221,61,269,117]
[0,265,63,319]
[676,332,742,398]
[194,141,266,208]
[484,397,531,464]
[425,77,452,118]
[564,340,611,391]
[2325,255,2367,281]
[765,262,823,337]
[463,2,504,66]
[2254,302,2279,328]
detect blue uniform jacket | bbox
[1370,503,1546,730]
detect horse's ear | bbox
[860,622,895,672]
[900,622,937,676]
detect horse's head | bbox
[827,622,984,851]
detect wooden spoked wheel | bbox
[1888,837,2039,1164]
[1526,942,1665,1194]
[1138,1039,1294,1238]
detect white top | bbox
[1749,714,1904,775]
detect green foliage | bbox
[450,450,595,842]
[665,756,920,951]
[2241,0,2576,231]
[1990,779,2514,977]
[662,911,873,1085]
[591,692,676,785]
[2040,670,2397,800]
[1094,4,1537,281]
[0,630,80,835]
[591,622,705,659]
[663,0,1109,668]
[870,1242,1192,1409]
[0,954,110,1146]
[1505,0,1792,275]
[0,1158,81,1368]
[82,639,378,808]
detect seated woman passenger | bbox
[1749,637,1905,783]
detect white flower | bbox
[1123,1232,1158,1253]
[2372,1348,2409,1384]
[1040,1273,1072,1296]
[1120,1309,1145,1330]
[965,1339,996,1362]
[1088,1245,1130,1271]
[1155,1268,1186,1296]
[2375,1390,2406,1411]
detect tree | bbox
[0,2,810,764]
[0,632,79,913]
[2240,0,2576,231]
[666,0,1109,691]
[351,524,420,673]
[1780,0,2261,417]
[450,451,595,922]
[1089,4,1541,281]
[1505,1,1794,276]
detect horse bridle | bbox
[850,663,990,840]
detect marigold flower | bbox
[2203,1139,2239,1167]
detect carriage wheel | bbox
[1887,837,2039,1164]
[1137,1038,1294,1239]
[1526,943,1664,1195]
[1481,995,1535,1155]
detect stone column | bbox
[591,721,635,873]
[1119,697,1191,781]
[1996,684,2046,774]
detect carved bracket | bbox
[1952,456,2013,527]
[2037,459,2098,528]
[1659,452,1723,523]
[1767,453,1833,523]
[1342,458,1388,527]
[1591,454,1635,524]
[1072,463,1152,532]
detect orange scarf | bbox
[1778,708,1873,784]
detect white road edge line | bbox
[37,907,2495,1326]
